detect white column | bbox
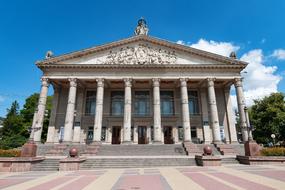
[123,78,132,143]
[73,87,84,143]
[180,78,192,142]
[152,78,162,143]
[93,78,105,143]
[63,78,77,143]
[234,78,248,142]
[133,125,138,144]
[46,85,60,143]
[224,87,238,143]
[200,88,211,144]
[207,78,222,144]
[33,77,49,143]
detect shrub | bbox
[260,147,285,156]
[0,149,21,157]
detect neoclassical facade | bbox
[31,20,248,145]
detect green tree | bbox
[20,93,53,142]
[250,92,285,144]
[0,101,25,149]
[0,93,53,149]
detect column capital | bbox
[41,77,49,87]
[68,78,77,87]
[96,78,104,87]
[179,78,189,87]
[123,78,132,87]
[207,78,215,87]
[152,78,160,87]
[234,78,243,87]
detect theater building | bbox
[31,19,248,146]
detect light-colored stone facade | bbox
[31,26,248,145]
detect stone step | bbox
[31,159,60,171]
[96,144,186,156]
[80,158,196,169]
[221,158,239,164]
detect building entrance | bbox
[164,126,173,144]
[112,126,121,144]
[138,126,147,144]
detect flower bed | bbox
[260,147,285,156]
[0,149,21,157]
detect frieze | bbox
[104,44,177,65]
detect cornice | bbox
[37,63,246,70]
[36,35,248,67]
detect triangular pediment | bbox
[37,35,247,67]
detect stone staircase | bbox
[80,157,196,169]
[221,157,239,165]
[183,143,221,156]
[31,158,60,171]
[81,144,101,156]
[215,144,245,156]
[96,144,186,156]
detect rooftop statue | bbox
[135,17,149,36]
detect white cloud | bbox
[271,49,285,60]
[176,40,185,45]
[178,38,282,107]
[240,49,281,105]
[190,39,239,57]
[261,38,266,44]
[0,96,4,102]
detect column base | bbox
[122,141,132,145]
[213,141,223,145]
[244,140,261,156]
[62,141,72,145]
[152,141,163,144]
[90,141,102,145]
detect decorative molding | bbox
[41,77,49,87]
[180,78,188,87]
[152,78,160,87]
[68,78,77,87]
[36,35,248,67]
[104,44,176,65]
[96,78,104,88]
[234,78,243,87]
[207,78,215,87]
[123,78,132,87]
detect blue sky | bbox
[0,0,285,117]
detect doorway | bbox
[138,126,147,144]
[164,126,173,144]
[112,126,121,144]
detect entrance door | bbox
[164,126,173,144]
[138,126,147,144]
[112,126,121,144]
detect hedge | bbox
[260,147,285,156]
[0,149,21,157]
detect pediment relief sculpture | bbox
[104,44,177,65]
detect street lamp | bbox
[244,106,253,141]
[271,134,276,146]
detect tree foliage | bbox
[250,92,285,144]
[0,94,52,149]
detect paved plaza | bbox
[0,164,284,190]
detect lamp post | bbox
[244,106,253,141]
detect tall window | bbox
[161,91,174,116]
[111,91,124,116]
[85,91,96,115]
[188,91,199,115]
[134,91,150,116]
